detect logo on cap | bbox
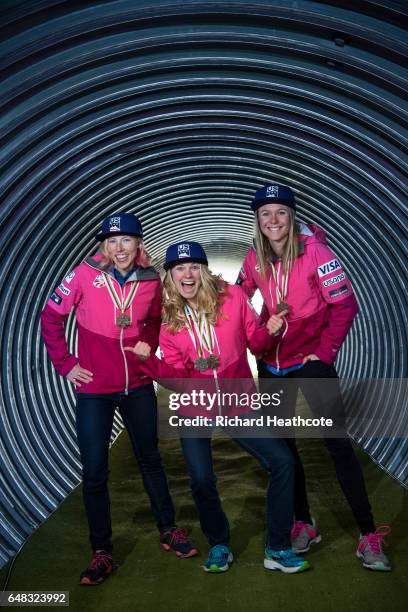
[266,185,279,198]
[109,217,121,232]
[178,243,190,258]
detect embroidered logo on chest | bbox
[93,274,106,288]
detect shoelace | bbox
[363,526,391,555]
[209,546,229,563]
[89,552,112,571]
[169,527,189,544]
[291,520,307,539]
[279,549,300,561]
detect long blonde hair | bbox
[98,237,151,269]
[254,208,299,278]
[163,265,226,333]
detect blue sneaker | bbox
[203,545,233,573]
[264,548,310,574]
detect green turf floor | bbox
[1,431,407,612]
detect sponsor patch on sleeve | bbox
[50,291,62,305]
[322,272,346,287]
[58,284,71,296]
[317,258,342,278]
[329,284,350,298]
[64,271,75,284]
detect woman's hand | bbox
[266,310,288,335]
[67,363,93,387]
[302,354,320,364]
[124,341,152,360]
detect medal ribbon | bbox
[103,272,139,317]
[269,260,289,309]
[184,305,218,358]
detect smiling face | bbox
[257,203,291,248]
[104,235,140,274]
[170,262,202,304]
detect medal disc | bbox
[207,355,220,369]
[194,357,209,372]
[116,313,131,328]
[277,302,290,313]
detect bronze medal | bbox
[207,354,220,369]
[103,273,140,329]
[116,313,131,328]
[277,302,290,313]
[194,357,209,372]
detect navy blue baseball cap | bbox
[164,241,208,271]
[95,213,143,241]
[251,183,295,212]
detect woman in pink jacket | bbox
[237,183,390,571]
[41,213,196,586]
[126,241,310,575]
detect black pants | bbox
[258,360,375,535]
[76,384,175,552]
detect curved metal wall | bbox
[0,0,407,567]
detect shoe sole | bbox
[79,565,114,586]
[203,553,233,573]
[160,543,199,558]
[356,552,391,572]
[293,535,322,554]
[264,558,310,574]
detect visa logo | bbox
[317,258,341,277]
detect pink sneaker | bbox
[356,526,391,571]
[291,519,321,553]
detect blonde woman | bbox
[41,213,197,586]
[237,183,391,571]
[126,241,310,575]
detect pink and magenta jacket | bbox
[237,223,359,369]
[139,283,276,381]
[41,255,161,394]
[137,283,278,416]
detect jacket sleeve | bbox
[141,279,162,352]
[236,250,258,299]
[314,296,359,363]
[137,327,194,391]
[311,244,359,363]
[40,268,82,376]
[238,286,279,355]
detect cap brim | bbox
[164,257,208,271]
[251,198,295,211]
[95,231,143,241]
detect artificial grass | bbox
[1,424,407,611]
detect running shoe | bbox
[160,527,198,558]
[79,550,114,586]
[356,526,391,571]
[203,544,233,573]
[291,519,322,553]
[264,548,310,573]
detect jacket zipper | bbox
[119,281,129,394]
[120,327,129,395]
[212,369,221,417]
[275,261,281,372]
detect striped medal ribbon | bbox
[103,272,139,328]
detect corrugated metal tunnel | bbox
[0,0,407,567]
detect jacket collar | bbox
[85,257,159,281]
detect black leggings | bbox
[258,360,375,535]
